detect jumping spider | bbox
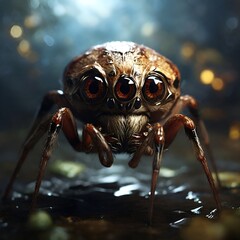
[3,41,221,223]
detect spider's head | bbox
[62,41,181,123]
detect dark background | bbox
[1,0,240,129]
[0,0,239,169]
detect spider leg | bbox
[31,107,114,209]
[148,124,164,225]
[129,123,165,225]
[164,114,221,212]
[179,95,221,188]
[2,91,68,200]
[64,118,114,167]
[128,124,153,168]
[84,124,114,167]
[31,118,61,210]
[25,90,69,140]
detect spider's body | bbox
[3,41,221,223]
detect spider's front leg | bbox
[129,123,165,225]
[129,114,221,224]
[163,114,221,211]
[179,95,221,187]
[2,90,68,200]
[31,107,114,209]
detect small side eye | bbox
[114,75,136,102]
[142,73,166,103]
[80,69,107,104]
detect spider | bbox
[3,41,221,224]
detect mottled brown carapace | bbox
[3,41,221,224]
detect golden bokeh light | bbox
[181,42,195,59]
[24,15,40,28]
[212,77,224,91]
[10,25,23,38]
[229,123,240,140]
[17,40,30,54]
[196,48,223,65]
[16,39,38,62]
[200,69,215,84]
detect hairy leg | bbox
[129,123,165,224]
[164,114,221,211]
[30,107,114,208]
[2,91,69,199]
[177,95,221,187]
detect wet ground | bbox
[0,129,239,240]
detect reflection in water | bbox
[170,218,188,229]
[1,156,240,240]
[191,206,203,215]
[170,185,187,194]
[186,191,202,204]
[114,183,141,197]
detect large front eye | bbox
[80,69,107,104]
[114,75,136,102]
[142,73,166,103]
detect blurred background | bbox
[0,1,239,239]
[0,0,239,130]
[0,0,239,183]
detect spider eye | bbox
[114,75,136,102]
[142,73,166,103]
[80,69,107,103]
